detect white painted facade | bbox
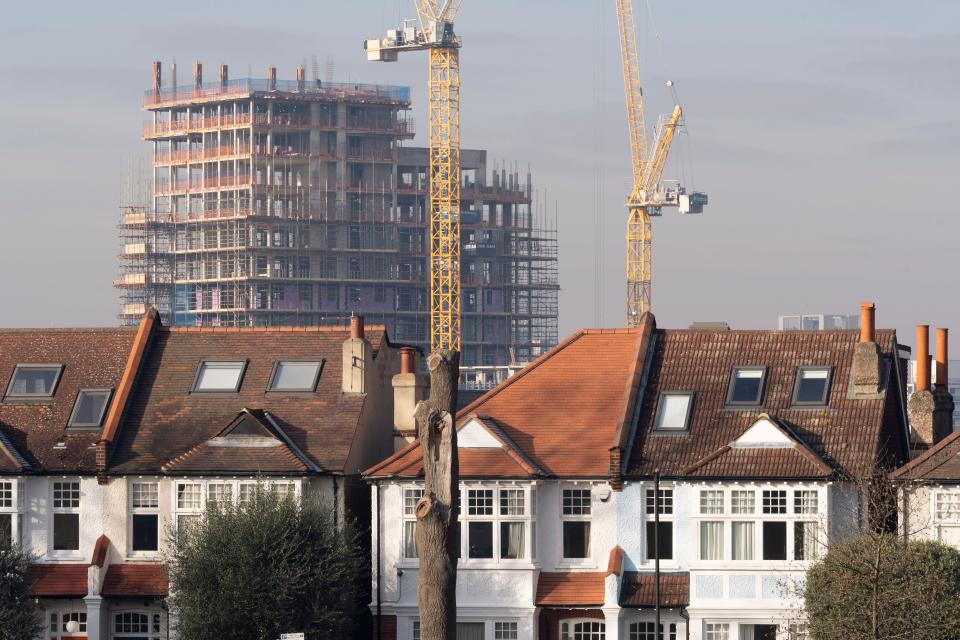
[1,474,335,640]
[370,418,860,640]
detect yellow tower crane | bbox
[615,0,708,326]
[365,1,463,352]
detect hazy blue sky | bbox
[0,1,957,346]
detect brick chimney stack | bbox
[908,325,954,449]
[392,347,426,448]
[342,315,372,394]
[852,302,882,396]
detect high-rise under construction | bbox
[116,62,558,367]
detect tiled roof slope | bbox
[367,324,651,478]
[102,563,168,597]
[627,329,907,478]
[109,326,385,475]
[891,429,960,481]
[683,446,833,479]
[0,328,137,473]
[620,573,689,607]
[28,564,88,597]
[535,572,606,606]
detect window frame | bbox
[190,359,248,393]
[644,485,675,563]
[791,366,833,406]
[51,479,81,555]
[66,388,113,429]
[4,364,64,401]
[725,366,768,407]
[628,621,678,640]
[267,360,324,393]
[129,480,160,556]
[561,486,593,563]
[112,609,162,640]
[561,619,606,640]
[0,479,22,546]
[652,392,695,432]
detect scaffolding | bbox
[116,62,560,366]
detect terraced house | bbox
[365,304,913,640]
[0,311,403,640]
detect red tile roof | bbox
[102,563,168,597]
[0,328,138,473]
[535,572,606,606]
[367,321,653,479]
[29,564,88,597]
[109,326,388,475]
[627,329,907,478]
[891,428,960,480]
[619,572,689,607]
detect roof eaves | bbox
[891,428,960,479]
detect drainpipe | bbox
[679,608,690,640]
[376,480,382,640]
[654,469,661,638]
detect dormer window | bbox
[268,361,323,392]
[792,367,832,406]
[727,367,767,406]
[653,392,694,431]
[4,364,64,401]
[192,361,246,393]
[67,389,112,429]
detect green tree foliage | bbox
[168,487,366,640]
[0,536,43,640]
[805,533,960,640]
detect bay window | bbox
[629,622,678,640]
[48,611,86,638]
[731,521,755,560]
[403,483,533,565]
[561,620,605,640]
[762,521,788,560]
[700,521,723,560]
[113,611,161,640]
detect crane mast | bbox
[365,1,463,352]
[615,0,707,326]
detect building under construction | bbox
[116,62,558,367]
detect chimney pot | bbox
[937,328,949,388]
[400,348,415,374]
[350,315,365,340]
[860,302,876,343]
[917,325,931,392]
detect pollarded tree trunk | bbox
[414,349,460,640]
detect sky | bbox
[0,0,958,348]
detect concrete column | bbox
[83,595,105,640]
[336,102,348,216]
[603,608,623,640]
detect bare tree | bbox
[413,350,460,640]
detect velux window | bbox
[268,361,323,392]
[192,361,246,392]
[792,367,832,405]
[67,389,112,428]
[5,364,63,400]
[727,367,766,405]
[653,392,693,431]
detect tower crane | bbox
[615,0,708,326]
[365,1,463,352]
